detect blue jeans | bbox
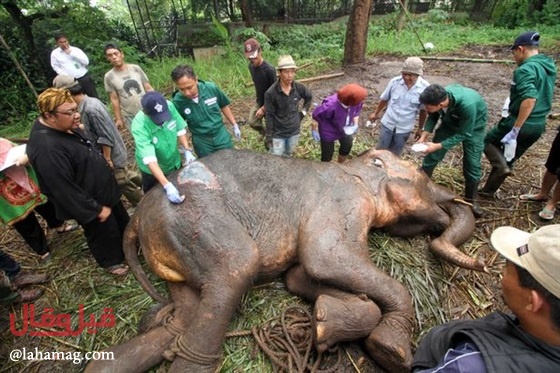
[271,135,300,157]
[377,125,411,156]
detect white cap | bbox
[491,225,560,298]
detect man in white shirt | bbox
[50,32,98,98]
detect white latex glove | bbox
[233,124,241,140]
[184,149,196,165]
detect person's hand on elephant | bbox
[414,128,423,141]
[311,129,320,142]
[500,127,520,144]
[233,124,241,141]
[184,149,196,165]
[163,183,185,204]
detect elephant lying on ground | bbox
[86,149,482,373]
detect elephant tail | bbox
[430,201,488,273]
[124,212,170,304]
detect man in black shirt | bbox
[244,38,276,138]
[265,55,312,156]
[27,88,129,276]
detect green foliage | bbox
[0,0,142,127]
[492,0,560,27]
[232,27,272,52]
[266,22,346,61]
[533,0,560,26]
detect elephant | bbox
[86,149,483,373]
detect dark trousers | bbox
[141,171,158,193]
[141,166,179,193]
[12,200,63,256]
[82,201,129,268]
[0,249,20,278]
[77,73,99,99]
[320,135,354,162]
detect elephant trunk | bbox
[430,200,487,272]
[124,213,169,304]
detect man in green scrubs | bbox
[481,31,557,197]
[416,84,487,217]
[171,65,241,158]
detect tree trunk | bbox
[343,0,374,65]
[1,0,50,83]
[239,0,254,27]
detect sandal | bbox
[519,193,547,202]
[105,264,129,276]
[538,207,555,221]
[55,221,79,234]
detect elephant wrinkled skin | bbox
[86,149,481,373]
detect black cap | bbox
[510,31,540,50]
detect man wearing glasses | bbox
[480,31,557,197]
[27,88,129,276]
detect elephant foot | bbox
[167,334,222,373]
[313,294,382,353]
[364,311,414,373]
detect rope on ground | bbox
[227,306,344,372]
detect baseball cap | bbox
[401,57,424,76]
[510,31,540,50]
[141,91,171,125]
[244,38,260,59]
[337,83,368,107]
[491,224,560,298]
[53,75,78,89]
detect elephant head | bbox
[347,149,486,272]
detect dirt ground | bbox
[1,46,559,372]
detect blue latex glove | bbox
[163,182,185,204]
[233,124,241,140]
[184,149,196,165]
[311,129,320,142]
[500,127,520,144]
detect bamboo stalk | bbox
[422,56,515,64]
[297,72,345,83]
[244,61,316,87]
[0,32,38,98]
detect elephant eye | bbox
[373,158,383,168]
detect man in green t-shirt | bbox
[131,91,194,204]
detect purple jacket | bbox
[312,94,363,142]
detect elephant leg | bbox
[85,284,200,373]
[298,234,414,372]
[285,265,382,353]
[168,233,260,373]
